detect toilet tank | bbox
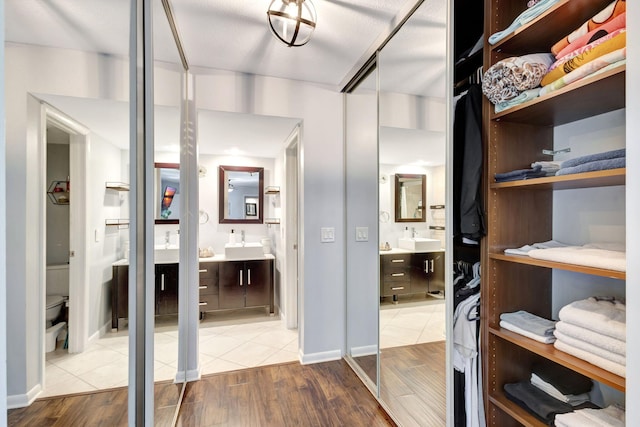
[46,264,70,296]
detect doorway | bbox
[284,125,300,330]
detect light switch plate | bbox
[321,227,335,243]
[355,226,368,242]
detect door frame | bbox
[283,124,301,330]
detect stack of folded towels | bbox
[500,310,557,343]
[530,362,592,407]
[556,148,625,176]
[555,404,625,427]
[554,297,626,377]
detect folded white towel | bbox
[500,320,556,344]
[555,404,625,427]
[555,321,625,357]
[504,240,570,256]
[528,246,626,272]
[554,330,625,366]
[554,339,625,377]
[559,297,626,342]
[530,373,590,406]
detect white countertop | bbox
[379,247,444,255]
[113,253,275,266]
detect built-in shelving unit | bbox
[47,180,70,205]
[482,0,626,424]
[105,182,130,191]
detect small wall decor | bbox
[47,179,70,205]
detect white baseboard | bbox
[88,320,111,346]
[350,345,378,358]
[7,383,42,409]
[174,367,201,383]
[299,348,342,365]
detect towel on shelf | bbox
[556,321,625,357]
[494,164,547,182]
[555,404,625,427]
[554,329,626,366]
[527,245,626,272]
[530,373,590,406]
[556,156,625,176]
[500,310,557,337]
[541,31,626,86]
[554,340,626,377]
[557,297,626,342]
[555,12,626,60]
[495,87,541,113]
[488,0,562,45]
[500,320,556,344]
[503,381,574,424]
[482,54,555,105]
[531,362,593,396]
[551,0,626,56]
[504,239,570,256]
[562,148,626,168]
[549,28,626,72]
[540,49,626,96]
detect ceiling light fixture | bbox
[267,0,317,47]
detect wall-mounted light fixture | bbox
[267,0,317,47]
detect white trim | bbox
[299,348,342,365]
[283,125,301,331]
[349,345,379,358]
[7,384,43,410]
[174,368,201,383]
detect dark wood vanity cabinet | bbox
[380,251,444,300]
[198,262,219,313]
[219,259,273,310]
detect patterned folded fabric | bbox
[542,32,626,86]
[482,54,554,104]
[555,12,626,60]
[488,0,561,45]
[551,0,626,56]
[539,49,626,97]
[549,28,625,72]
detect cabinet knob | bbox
[199,285,207,290]
[240,270,243,286]
[161,274,165,291]
[391,286,405,291]
[430,259,434,273]
[199,302,207,306]
[247,268,251,285]
[391,259,404,263]
[198,269,207,273]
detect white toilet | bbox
[45,295,66,352]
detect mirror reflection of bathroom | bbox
[377,0,447,424]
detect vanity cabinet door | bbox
[410,253,430,294]
[199,262,219,311]
[245,260,272,308]
[219,261,245,309]
[426,252,445,294]
[156,263,179,316]
[112,265,129,329]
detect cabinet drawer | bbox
[199,293,219,311]
[381,254,411,270]
[198,263,218,279]
[382,281,411,296]
[382,269,409,282]
[199,277,218,295]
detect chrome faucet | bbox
[411,227,417,238]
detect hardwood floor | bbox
[8,360,394,427]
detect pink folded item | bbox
[555,12,626,59]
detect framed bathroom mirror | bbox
[394,173,426,222]
[218,165,264,224]
[155,162,180,224]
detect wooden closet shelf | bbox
[491,65,625,126]
[490,168,625,190]
[488,253,626,280]
[489,392,546,427]
[491,0,614,55]
[490,326,626,391]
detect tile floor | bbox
[43,298,445,398]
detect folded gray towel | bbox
[500,310,557,337]
[556,157,625,176]
[561,148,625,169]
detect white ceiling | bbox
[7,0,447,164]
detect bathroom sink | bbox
[398,237,441,252]
[224,243,264,259]
[154,245,180,263]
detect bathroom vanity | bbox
[111,254,274,330]
[379,248,444,302]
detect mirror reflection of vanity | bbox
[218,165,264,224]
[155,163,180,224]
[394,173,426,222]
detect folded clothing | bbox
[501,310,556,337]
[549,28,626,72]
[540,48,626,97]
[494,164,547,182]
[556,321,625,357]
[504,381,574,424]
[530,373,590,406]
[542,31,626,86]
[556,156,625,176]
[554,340,626,377]
[500,320,556,344]
[495,87,541,113]
[489,0,562,45]
[558,297,626,342]
[504,239,570,256]
[555,329,625,366]
[556,12,626,60]
[528,245,626,272]
[551,0,626,56]
[560,147,625,168]
[555,404,625,427]
[482,54,554,105]
[531,362,592,396]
